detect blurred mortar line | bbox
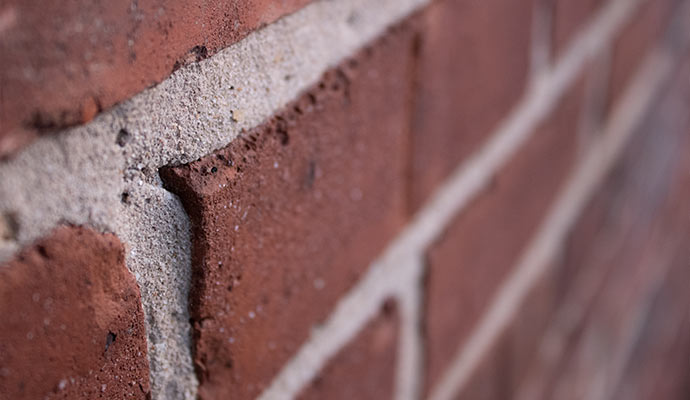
[428,3,690,397]
[258,0,655,398]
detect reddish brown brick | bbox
[514,57,690,400]
[298,301,400,400]
[546,74,690,399]
[160,21,418,400]
[545,237,686,399]
[410,0,533,210]
[607,0,675,110]
[456,57,690,400]
[0,226,150,399]
[423,77,585,393]
[551,0,606,58]
[0,0,312,157]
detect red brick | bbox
[0,226,150,399]
[551,0,606,58]
[545,237,686,399]
[298,301,400,400]
[423,77,585,393]
[0,0,312,157]
[604,77,690,399]
[607,0,675,110]
[547,77,690,399]
[514,57,690,399]
[410,0,533,210]
[160,21,418,400]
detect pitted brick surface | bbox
[0,226,150,399]
[161,21,417,400]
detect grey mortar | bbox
[0,0,430,398]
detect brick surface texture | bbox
[160,21,417,400]
[0,226,150,399]
[2,0,690,399]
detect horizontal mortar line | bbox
[257,0,644,398]
[121,0,434,169]
[427,40,681,400]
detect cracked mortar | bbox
[0,0,430,398]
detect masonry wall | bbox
[1,0,689,399]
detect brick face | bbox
[423,76,585,393]
[0,0,312,156]
[410,0,533,210]
[160,21,417,400]
[0,226,150,400]
[298,301,400,400]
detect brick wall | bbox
[1,0,689,399]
